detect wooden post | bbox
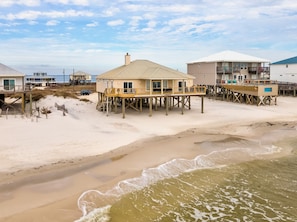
[188,96,191,110]
[201,96,204,113]
[29,92,33,115]
[149,97,153,117]
[106,96,109,116]
[181,96,184,115]
[140,98,143,112]
[122,98,125,119]
[22,93,26,114]
[154,97,158,111]
[114,97,118,114]
[165,96,168,116]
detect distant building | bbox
[25,72,56,87]
[270,56,297,83]
[69,71,92,85]
[187,50,270,85]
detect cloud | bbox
[107,19,124,26]
[102,7,120,17]
[46,20,60,26]
[0,0,40,7]
[44,0,89,6]
[86,21,98,27]
[4,9,94,20]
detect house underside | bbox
[0,91,28,115]
[96,86,206,118]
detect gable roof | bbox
[272,56,297,65]
[97,59,194,80]
[0,63,25,77]
[188,50,270,64]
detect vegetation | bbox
[26,84,96,102]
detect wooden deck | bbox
[207,80,278,106]
[97,86,207,118]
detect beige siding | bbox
[258,85,278,96]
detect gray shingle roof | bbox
[272,56,297,65]
[97,60,194,80]
[0,63,25,77]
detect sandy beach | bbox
[1,94,297,222]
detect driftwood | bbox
[55,103,68,116]
[41,107,51,114]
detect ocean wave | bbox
[76,142,282,220]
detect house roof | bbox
[97,59,194,80]
[71,71,91,76]
[0,63,25,77]
[272,56,297,65]
[188,50,270,64]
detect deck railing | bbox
[0,85,26,93]
[104,86,206,97]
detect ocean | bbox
[75,128,297,222]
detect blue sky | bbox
[0,0,297,75]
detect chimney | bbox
[125,53,131,65]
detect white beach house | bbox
[187,50,270,85]
[270,56,297,83]
[0,63,26,112]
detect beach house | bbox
[69,71,92,85]
[25,72,56,87]
[187,50,270,85]
[187,51,278,106]
[270,56,297,83]
[0,63,27,112]
[96,53,206,118]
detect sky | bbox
[0,0,297,75]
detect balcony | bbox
[217,67,233,74]
[248,67,270,74]
[0,85,27,94]
[104,86,206,97]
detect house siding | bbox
[187,62,216,85]
[270,63,297,83]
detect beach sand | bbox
[0,94,297,221]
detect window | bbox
[123,82,133,93]
[4,79,15,90]
[146,80,150,90]
[153,81,161,91]
[178,81,186,91]
[163,80,168,88]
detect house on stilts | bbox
[187,50,278,106]
[96,54,206,118]
[0,63,29,114]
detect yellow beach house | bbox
[96,54,206,118]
